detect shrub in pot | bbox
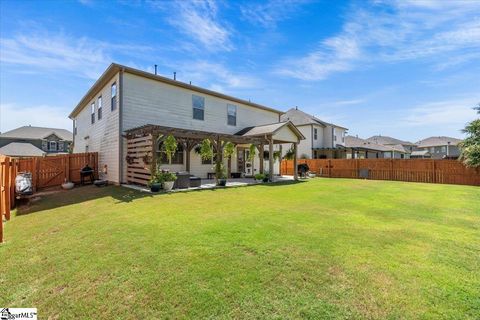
[215,163,227,186]
[161,171,177,191]
[148,172,163,192]
[254,173,266,182]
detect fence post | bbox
[328,159,332,178]
[432,159,436,183]
[4,157,10,221]
[65,154,70,182]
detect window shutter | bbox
[42,140,48,150]
[58,141,64,151]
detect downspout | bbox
[311,125,313,158]
[118,68,124,184]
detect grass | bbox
[1,178,479,319]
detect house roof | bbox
[0,126,72,141]
[366,135,415,146]
[345,135,408,153]
[280,108,348,130]
[411,150,431,156]
[416,136,463,148]
[235,121,305,140]
[70,63,284,118]
[0,142,46,157]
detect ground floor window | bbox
[157,142,184,165]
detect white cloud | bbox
[240,0,309,28]
[400,99,479,128]
[158,0,232,52]
[0,103,72,133]
[276,1,480,80]
[0,29,152,79]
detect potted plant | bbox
[148,171,163,192]
[262,171,270,183]
[161,171,177,191]
[254,173,266,182]
[215,162,227,186]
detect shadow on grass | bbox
[15,179,306,216]
[16,185,153,216]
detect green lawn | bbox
[1,179,479,319]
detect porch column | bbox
[293,142,298,180]
[269,137,274,182]
[185,140,195,173]
[216,136,222,184]
[259,144,264,174]
[279,144,283,176]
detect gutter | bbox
[118,68,124,183]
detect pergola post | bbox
[279,144,283,176]
[293,142,298,180]
[269,137,274,182]
[151,134,158,175]
[215,135,222,184]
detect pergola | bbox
[124,122,304,184]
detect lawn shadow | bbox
[15,184,153,216]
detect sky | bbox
[0,0,479,142]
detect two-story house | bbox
[345,135,409,159]
[0,125,72,157]
[280,108,348,159]
[366,135,416,159]
[414,136,463,159]
[69,63,304,184]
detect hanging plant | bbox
[284,147,295,160]
[273,151,282,161]
[162,135,178,164]
[223,142,235,159]
[199,139,213,161]
[248,144,256,162]
[142,151,152,165]
[125,155,135,165]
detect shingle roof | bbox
[235,121,305,140]
[366,135,415,146]
[416,136,462,148]
[345,135,392,151]
[0,126,72,141]
[0,142,46,157]
[280,108,348,130]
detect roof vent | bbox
[154,64,157,75]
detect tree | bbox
[459,104,480,167]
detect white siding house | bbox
[70,63,303,184]
[280,108,348,159]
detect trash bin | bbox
[15,172,33,195]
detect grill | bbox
[297,163,309,178]
[80,165,94,185]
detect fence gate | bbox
[37,156,66,188]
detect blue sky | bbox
[0,0,479,142]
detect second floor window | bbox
[98,96,102,120]
[49,141,57,151]
[91,103,95,124]
[192,95,204,120]
[227,104,236,126]
[314,128,318,140]
[111,83,117,111]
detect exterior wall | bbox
[122,73,280,133]
[73,72,120,182]
[418,145,460,159]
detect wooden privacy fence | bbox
[0,152,98,243]
[1,155,16,243]
[281,159,480,186]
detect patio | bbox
[122,176,296,193]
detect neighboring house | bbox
[0,125,72,157]
[280,107,348,159]
[410,150,431,159]
[69,63,304,183]
[415,136,463,159]
[366,135,416,158]
[345,135,409,159]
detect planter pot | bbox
[163,181,175,191]
[217,179,227,187]
[62,182,74,190]
[150,183,162,192]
